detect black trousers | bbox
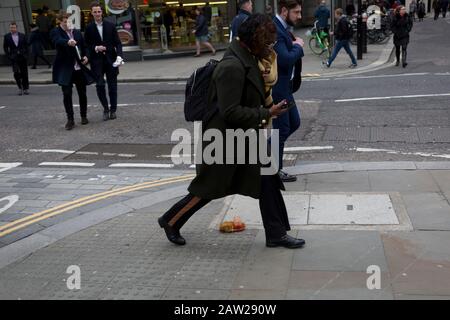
[12,58,29,90]
[61,70,87,120]
[395,44,408,62]
[95,60,118,112]
[159,175,290,240]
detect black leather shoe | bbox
[109,112,116,120]
[23,89,29,95]
[266,234,305,249]
[158,217,186,245]
[81,117,89,125]
[103,112,109,121]
[279,170,297,182]
[18,89,23,96]
[395,60,400,66]
[65,120,75,130]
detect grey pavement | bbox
[0,27,393,84]
[1,162,450,300]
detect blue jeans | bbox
[327,39,357,66]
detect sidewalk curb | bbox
[1,161,449,268]
[0,39,395,85]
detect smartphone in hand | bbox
[281,100,296,109]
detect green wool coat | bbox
[188,39,272,200]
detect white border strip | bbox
[38,162,95,167]
[0,162,23,173]
[109,163,175,168]
[285,146,334,152]
[336,93,450,102]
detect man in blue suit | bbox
[272,0,304,182]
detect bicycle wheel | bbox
[323,38,331,59]
[309,37,324,55]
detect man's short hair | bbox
[57,12,71,21]
[238,0,251,8]
[335,8,344,16]
[277,0,302,14]
[90,1,102,10]
[10,21,17,26]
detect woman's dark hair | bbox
[237,13,276,59]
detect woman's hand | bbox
[269,100,288,118]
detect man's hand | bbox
[68,39,77,47]
[269,100,288,118]
[95,45,107,53]
[82,56,88,65]
[293,37,304,47]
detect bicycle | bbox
[308,21,331,59]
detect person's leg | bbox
[95,63,109,116]
[73,71,88,119]
[32,55,38,68]
[327,40,344,66]
[61,84,75,130]
[158,193,211,245]
[195,39,201,55]
[105,66,118,115]
[203,41,216,54]
[259,174,305,248]
[12,62,22,91]
[271,110,291,172]
[19,59,29,92]
[395,44,401,65]
[402,43,408,67]
[343,40,357,65]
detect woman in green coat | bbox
[158,14,305,249]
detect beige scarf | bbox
[258,49,278,108]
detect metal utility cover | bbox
[308,194,399,225]
[224,194,309,226]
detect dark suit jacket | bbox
[51,27,95,86]
[84,20,123,76]
[272,17,304,103]
[3,32,28,62]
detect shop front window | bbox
[137,1,230,52]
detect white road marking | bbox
[336,73,429,81]
[0,106,6,110]
[75,151,98,155]
[28,149,73,154]
[284,146,334,152]
[0,195,19,215]
[352,147,450,159]
[74,101,183,107]
[109,163,175,168]
[38,162,96,167]
[0,163,22,173]
[336,93,450,102]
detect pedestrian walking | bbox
[409,0,417,21]
[35,8,52,49]
[391,5,413,68]
[417,0,426,21]
[51,13,95,131]
[84,1,123,121]
[433,0,441,19]
[441,0,449,17]
[28,23,51,69]
[229,0,253,41]
[158,14,305,249]
[192,7,216,57]
[272,0,304,183]
[314,0,331,34]
[3,21,29,96]
[323,8,357,69]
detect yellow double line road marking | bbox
[0,174,195,238]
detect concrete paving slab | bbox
[415,162,450,170]
[286,271,393,300]
[308,193,399,225]
[305,171,371,192]
[430,170,450,191]
[38,279,108,300]
[382,231,450,296]
[0,277,51,300]
[394,294,450,300]
[232,231,294,291]
[285,163,344,176]
[292,230,388,272]
[224,194,309,227]
[369,170,441,192]
[97,285,166,300]
[161,288,230,300]
[228,289,286,300]
[341,161,417,171]
[401,193,450,230]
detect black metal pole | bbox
[357,0,363,60]
[362,12,367,54]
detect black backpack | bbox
[184,55,244,123]
[344,17,354,39]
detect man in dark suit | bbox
[3,21,29,95]
[51,13,95,130]
[272,0,304,182]
[84,1,123,121]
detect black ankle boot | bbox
[158,217,186,245]
[65,119,75,130]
